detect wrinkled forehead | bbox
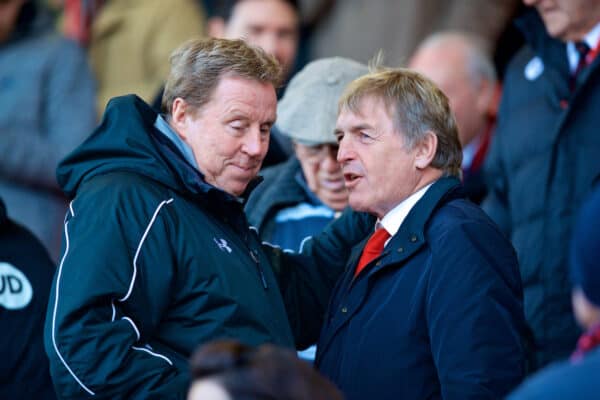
[198,73,277,119]
[338,93,395,121]
[336,95,398,133]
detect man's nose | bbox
[242,128,264,156]
[321,150,340,172]
[337,139,352,163]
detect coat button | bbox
[341,307,348,313]
[398,247,404,253]
[410,235,417,242]
[376,261,382,266]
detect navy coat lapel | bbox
[317,177,462,356]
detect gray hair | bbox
[161,37,282,114]
[339,67,463,177]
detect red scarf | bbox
[570,322,600,363]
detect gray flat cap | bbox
[277,57,368,145]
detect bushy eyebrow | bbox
[336,123,374,134]
[264,114,276,126]
[349,123,374,132]
[224,109,275,126]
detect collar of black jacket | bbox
[148,124,263,205]
[515,9,570,75]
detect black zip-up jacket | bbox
[44,95,370,399]
[483,11,600,368]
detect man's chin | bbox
[348,195,369,213]
[226,176,259,197]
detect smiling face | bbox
[295,142,348,211]
[335,96,429,218]
[523,0,600,41]
[170,74,277,196]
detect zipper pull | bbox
[250,249,268,290]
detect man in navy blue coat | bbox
[315,68,527,399]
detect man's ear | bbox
[170,97,189,141]
[414,131,438,169]
[207,17,226,38]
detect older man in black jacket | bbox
[484,0,600,369]
[44,37,368,399]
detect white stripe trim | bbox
[132,346,173,366]
[122,317,141,341]
[261,240,281,249]
[274,203,334,222]
[111,302,116,322]
[298,235,312,253]
[119,198,173,302]
[261,236,312,254]
[51,202,95,396]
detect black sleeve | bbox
[265,208,374,348]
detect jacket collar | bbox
[352,176,463,278]
[516,10,570,76]
[317,177,463,356]
[148,113,262,206]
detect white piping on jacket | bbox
[51,198,176,396]
[118,198,174,302]
[51,202,96,396]
[117,198,174,367]
[122,317,141,341]
[132,346,173,366]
